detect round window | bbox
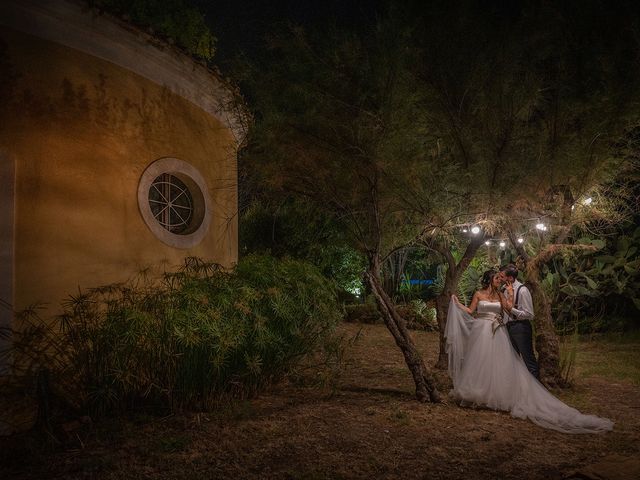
[138,158,211,248]
[148,173,194,234]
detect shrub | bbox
[396,300,439,331]
[89,0,217,61]
[344,300,438,331]
[5,255,342,417]
[344,304,382,324]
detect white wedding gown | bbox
[445,298,614,433]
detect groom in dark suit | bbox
[499,264,540,379]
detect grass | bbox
[570,331,640,385]
[1,323,639,480]
[558,330,640,410]
[155,435,192,453]
[388,406,412,426]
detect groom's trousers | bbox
[507,320,540,379]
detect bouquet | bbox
[491,313,505,336]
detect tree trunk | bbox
[524,263,564,387]
[434,293,452,369]
[431,237,484,370]
[366,256,441,402]
[382,247,410,299]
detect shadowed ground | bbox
[1,323,638,479]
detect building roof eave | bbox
[0,0,248,145]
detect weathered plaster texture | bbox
[0,20,238,323]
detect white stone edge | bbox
[137,157,212,249]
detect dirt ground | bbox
[2,323,639,480]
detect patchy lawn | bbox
[2,323,639,479]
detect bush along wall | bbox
[6,255,342,417]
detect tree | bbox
[501,140,639,384]
[407,0,640,385]
[235,21,464,402]
[427,236,486,368]
[240,198,366,298]
[234,1,640,396]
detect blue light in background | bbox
[408,279,434,286]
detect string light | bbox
[582,197,593,206]
[471,220,547,249]
[462,228,468,233]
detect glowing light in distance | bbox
[536,223,546,231]
[471,226,481,235]
[499,241,506,248]
[485,241,491,246]
[582,197,593,206]
[517,238,524,244]
[462,228,468,233]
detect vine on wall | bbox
[88,0,216,61]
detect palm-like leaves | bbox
[6,255,341,415]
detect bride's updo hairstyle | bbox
[481,269,498,288]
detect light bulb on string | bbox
[517,238,524,244]
[471,226,480,235]
[499,241,506,248]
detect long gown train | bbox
[445,298,613,434]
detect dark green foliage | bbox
[240,200,366,297]
[344,303,381,325]
[432,255,492,304]
[344,299,437,331]
[6,255,341,416]
[233,18,455,258]
[396,301,438,331]
[542,228,640,332]
[383,248,439,302]
[88,0,216,61]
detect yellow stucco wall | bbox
[0,28,238,315]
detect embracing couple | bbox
[445,264,613,434]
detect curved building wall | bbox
[0,3,239,325]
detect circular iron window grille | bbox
[138,158,211,249]
[148,173,193,234]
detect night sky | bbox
[193,0,640,69]
[192,0,386,63]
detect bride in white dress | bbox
[445,269,613,434]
